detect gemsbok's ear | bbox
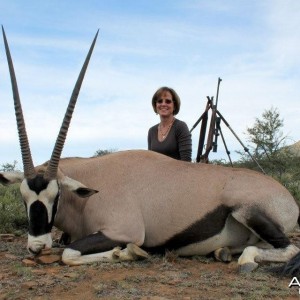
[60,176,99,198]
[0,172,24,185]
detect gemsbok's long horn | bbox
[2,26,36,179]
[44,30,99,180]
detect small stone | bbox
[35,254,61,264]
[22,258,37,266]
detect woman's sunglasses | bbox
[156,99,173,104]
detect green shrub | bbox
[0,184,28,234]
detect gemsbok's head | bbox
[0,27,99,254]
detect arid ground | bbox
[1,229,300,300]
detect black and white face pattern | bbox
[20,174,60,254]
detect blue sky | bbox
[0,1,299,167]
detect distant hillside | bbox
[288,141,300,156]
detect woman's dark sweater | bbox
[148,119,192,161]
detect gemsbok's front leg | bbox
[61,232,149,266]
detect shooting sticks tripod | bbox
[190,78,266,174]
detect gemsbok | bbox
[1,27,300,275]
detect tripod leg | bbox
[218,125,233,167]
[196,111,208,163]
[216,110,266,174]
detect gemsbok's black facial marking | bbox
[28,192,59,237]
[25,175,60,237]
[247,207,291,249]
[29,200,50,236]
[145,205,233,253]
[27,174,49,194]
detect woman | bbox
[148,87,192,161]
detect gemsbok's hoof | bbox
[112,246,122,259]
[239,262,258,273]
[214,247,232,262]
[127,243,149,260]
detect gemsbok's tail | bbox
[278,252,300,277]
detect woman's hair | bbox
[151,86,181,115]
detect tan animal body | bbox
[1,27,300,275]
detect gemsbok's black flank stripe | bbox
[145,205,232,253]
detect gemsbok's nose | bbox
[28,246,43,255]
